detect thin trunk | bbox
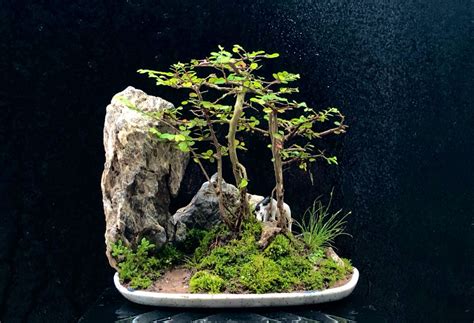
[269,111,287,231]
[228,90,249,230]
[194,88,232,229]
[200,98,231,230]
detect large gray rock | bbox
[101,86,189,268]
[171,175,238,241]
[172,174,265,241]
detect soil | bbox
[137,267,353,294]
[147,267,193,293]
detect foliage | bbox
[134,44,347,233]
[182,225,229,269]
[295,192,351,251]
[111,220,352,293]
[263,234,291,259]
[197,232,259,281]
[188,222,352,294]
[240,216,263,240]
[189,271,225,293]
[240,255,284,293]
[111,238,182,289]
[177,228,208,255]
[156,243,183,268]
[111,238,159,289]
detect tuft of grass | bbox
[295,191,351,252]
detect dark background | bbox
[1,0,473,322]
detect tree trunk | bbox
[269,111,287,231]
[228,90,249,230]
[201,106,231,230]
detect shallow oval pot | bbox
[113,268,359,308]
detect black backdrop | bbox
[1,0,473,321]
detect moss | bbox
[115,218,353,293]
[240,254,286,293]
[193,225,230,261]
[111,238,161,289]
[342,257,353,270]
[318,258,352,286]
[155,243,183,268]
[198,234,258,280]
[302,269,325,290]
[189,271,225,293]
[111,239,184,290]
[263,234,292,260]
[240,217,262,240]
[177,228,208,254]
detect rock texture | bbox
[101,86,189,268]
[325,247,345,267]
[257,221,282,249]
[172,175,267,242]
[172,175,239,241]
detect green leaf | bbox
[247,50,265,57]
[239,178,248,189]
[327,156,338,165]
[159,133,175,140]
[265,53,280,58]
[297,102,308,108]
[232,44,244,53]
[250,97,265,106]
[299,162,307,171]
[209,77,226,85]
[178,142,190,152]
[250,62,258,70]
[273,132,283,140]
[174,134,186,142]
[149,128,161,136]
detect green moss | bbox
[187,219,353,294]
[189,271,225,293]
[156,243,183,268]
[177,228,208,254]
[194,225,229,261]
[241,217,262,240]
[263,234,292,260]
[302,269,325,290]
[111,238,160,289]
[113,218,353,293]
[198,234,258,279]
[319,258,352,286]
[112,239,183,290]
[240,254,286,293]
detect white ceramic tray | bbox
[113,267,359,308]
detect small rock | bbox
[257,221,282,248]
[325,247,345,267]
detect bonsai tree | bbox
[136,45,347,233]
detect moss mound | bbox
[112,220,353,293]
[187,221,353,294]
